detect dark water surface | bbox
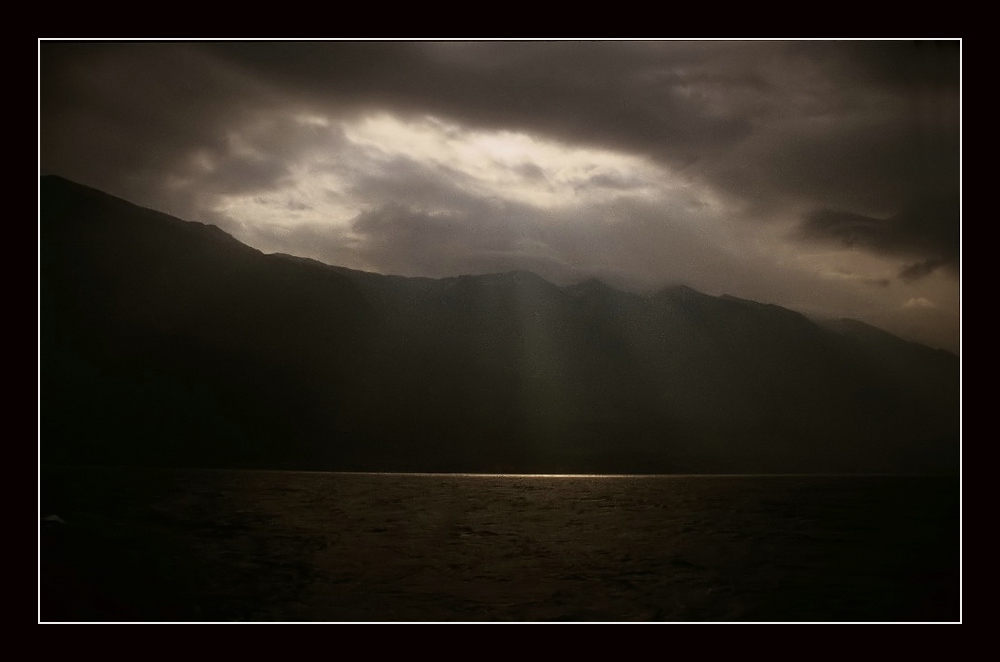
[40,468,960,622]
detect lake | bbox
[40,468,960,622]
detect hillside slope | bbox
[40,176,959,473]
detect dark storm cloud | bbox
[41,44,258,196]
[195,40,756,162]
[806,40,960,90]
[199,153,291,194]
[797,191,959,279]
[706,112,958,217]
[694,42,958,217]
[43,41,959,227]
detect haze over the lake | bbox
[39,40,960,352]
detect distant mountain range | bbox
[40,176,959,473]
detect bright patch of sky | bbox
[207,111,706,233]
[200,109,938,317]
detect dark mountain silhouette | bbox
[40,176,959,473]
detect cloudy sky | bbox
[39,40,961,352]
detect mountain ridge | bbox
[39,176,959,474]
[38,174,957,358]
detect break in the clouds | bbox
[39,40,961,352]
